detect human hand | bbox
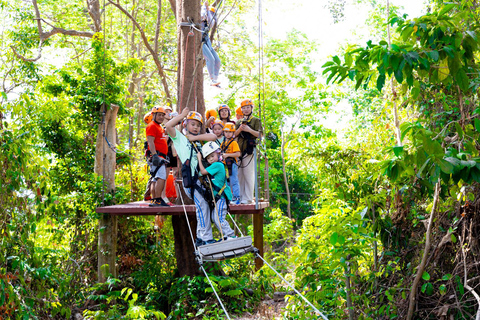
[181,107,190,116]
[152,154,161,166]
[209,116,215,122]
[196,152,203,161]
[186,134,197,142]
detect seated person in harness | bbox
[146,106,170,207]
[165,108,235,246]
[197,141,236,241]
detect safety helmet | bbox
[144,112,153,124]
[152,106,166,114]
[164,106,173,113]
[211,119,224,129]
[240,99,254,108]
[205,108,218,120]
[209,7,216,12]
[224,123,235,132]
[187,111,203,124]
[218,104,230,112]
[202,141,220,158]
[235,106,243,116]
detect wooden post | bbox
[253,210,264,270]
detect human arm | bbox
[147,135,157,154]
[165,107,189,138]
[196,152,209,175]
[223,151,241,159]
[239,124,261,138]
[186,133,217,142]
[205,116,215,129]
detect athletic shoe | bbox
[240,200,249,204]
[195,237,205,247]
[144,196,152,201]
[149,198,170,207]
[234,198,241,205]
[224,235,237,241]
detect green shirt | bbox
[205,162,232,200]
[169,128,202,177]
[235,116,263,152]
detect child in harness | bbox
[165,108,235,247]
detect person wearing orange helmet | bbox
[218,104,235,125]
[165,107,225,246]
[221,123,241,204]
[235,106,243,120]
[211,119,225,146]
[235,99,263,204]
[146,106,170,207]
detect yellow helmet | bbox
[205,108,218,120]
[240,99,253,108]
[223,123,235,132]
[144,112,153,124]
[211,119,224,128]
[187,111,203,124]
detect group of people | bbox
[144,99,263,246]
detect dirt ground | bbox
[234,299,287,319]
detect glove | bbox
[152,154,161,166]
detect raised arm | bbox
[165,107,189,138]
[187,133,218,142]
[196,152,209,175]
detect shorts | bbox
[148,161,167,181]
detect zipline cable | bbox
[101,0,107,206]
[254,253,329,320]
[200,265,232,320]
[177,183,198,250]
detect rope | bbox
[177,182,198,250]
[255,253,329,320]
[200,265,231,320]
[101,0,107,206]
[206,177,225,240]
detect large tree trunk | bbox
[176,0,204,114]
[172,0,205,276]
[95,105,119,282]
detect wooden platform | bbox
[96,201,270,216]
[96,201,268,272]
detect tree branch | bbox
[406,180,441,320]
[11,0,95,62]
[154,0,162,54]
[108,0,172,106]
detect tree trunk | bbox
[95,105,119,282]
[176,0,204,114]
[172,0,206,276]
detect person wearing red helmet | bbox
[235,99,263,204]
[146,106,169,207]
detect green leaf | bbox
[333,55,341,64]
[454,122,464,140]
[474,119,480,132]
[437,159,454,174]
[330,232,338,245]
[442,274,452,281]
[439,284,447,295]
[427,50,439,62]
[455,69,469,92]
[422,271,430,281]
[225,289,243,297]
[438,3,456,17]
[376,74,386,91]
[393,146,404,157]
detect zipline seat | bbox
[196,236,258,265]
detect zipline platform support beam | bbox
[96,201,268,277]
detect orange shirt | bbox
[146,121,168,156]
[221,138,240,163]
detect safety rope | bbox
[254,253,329,320]
[177,181,198,250]
[101,0,107,206]
[200,265,232,320]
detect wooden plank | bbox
[96,201,269,216]
[253,210,264,271]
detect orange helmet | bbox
[224,123,235,132]
[144,112,153,124]
[187,111,203,124]
[205,108,218,120]
[235,106,243,116]
[218,104,230,112]
[211,119,224,128]
[209,7,216,12]
[152,106,166,114]
[240,99,253,108]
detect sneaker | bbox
[211,81,221,87]
[149,198,170,207]
[144,196,152,201]
[224,235,237,241]
[195,237,205,247]
[234,198,241,205]
[205,239,217,245]
[240,200,249,204]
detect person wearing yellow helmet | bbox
[165,107,225,246]
[235,99,263,204]
[146,106,170,207]
[201,1,221,87]
[221,123,241,204]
